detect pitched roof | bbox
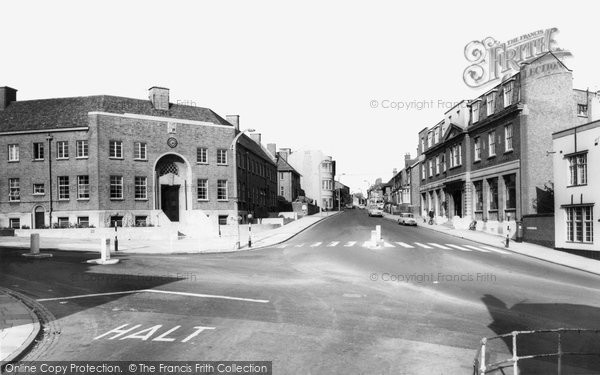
[0,95,232,132]
[237,133,276,165]
[277,157,301,175]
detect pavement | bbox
[0,287,40,364]
[382,212,600,276]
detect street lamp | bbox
[231,128,255,249]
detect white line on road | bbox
[428,243,450,249]
[414,242,433,249]
[294,243,305,247]
[37,289,270,304]
[327,241,340,247]
[480,245,511,254]
[463,245,490,252]
[395,242,414,248]
[344,241,356,247]
[310,242,322,247]
[277,244,290,248]
[446,244,471,251]
[383,241,395,248]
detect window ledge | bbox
[488,154,496,159]
[474,159,481,164]
[217,199,230,202]
[196,162,209,165]
[135,198,148,201]
[56,157,69,160]
[567,184,588,188]
[32,159,44,162]
[134,159,148,162]
[109,157,124,160]
[504,149,514,154]
[8,160,20,163]
[33,193,45,196]
[76,156,89,160]
[57,199,70,201]
[110,198,124,201]
[197,199,209,202]
[77,198,90,201]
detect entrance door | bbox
[34,207,45,229]
[161,185,180,222]
[452,191,462,217]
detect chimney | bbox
[250,133,262,145]
[226,115,240,131]
[267,143,277,157]
[148,87,170,111]
[0,87,17,111]
[278,148,291,161]
[393,168,397,176]
[404,153,412,167]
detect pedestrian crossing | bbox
[276,240,511,255]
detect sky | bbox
[2,0,599,194]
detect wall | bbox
[522,214,555,248]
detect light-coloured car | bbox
[398,212,417,226]
[368,206,384,217]
[358,204,366,209]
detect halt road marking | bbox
[310,242,322,247]
[94,324,215,342]
[396,242,414,248]
[327,241,340,247]
[344,241,356,247]
[37,289,269,304]
[428,243,450,249]
[464,245,490,252]
[414,242,433,249]
[446,244,471,251]
[480,245,510,254]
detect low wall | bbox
[292,202,319,216]
[15,227,174,241]
[522,214,555,248]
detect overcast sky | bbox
[2,0,599,193]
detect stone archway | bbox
[153,153,192,222]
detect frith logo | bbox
[462,28,572,89]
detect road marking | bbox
[446,244,471,251]
[395,242,414,248]
[327,241,340,247]
[463,245,490,252]
[344,241,356,247]
[383,241,395,248]
[94,324,215,342]
[37,289,269,304]
[294,243,305,247]
[414,242,432,249]
[310,242,322,247]
[480,245,511,254]
[428,243,450,249]
[362,241,371,247]
[277,244,290,248]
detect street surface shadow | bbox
[481,294,600,374]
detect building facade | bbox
[552,120,599,254]
[269,146,302,203]
[0,86,275,232]
[286,149,336,210]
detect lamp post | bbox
[230,128,255,249]
[46,134,54,227]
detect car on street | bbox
[398,212,417,226]
[358,204,366,209]
[345,203,354,209]
[368,206,384,217]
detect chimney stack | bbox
[278,148,291,161]
[226,115,240,131]
[148,87,170,111]
[393,168,398,176]
[0,87,17,111]
[250,133,262,145]
[267,143,277,157]
[404,153,412,167]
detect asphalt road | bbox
[2,209,600,374]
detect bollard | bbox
[86,237,119,265]
[505,234,510,248]
[22,233,52,258]
[114,226,119,252]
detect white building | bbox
[286,150,335,210]
[552,120,600,253]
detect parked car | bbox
[368,206,384,217]
[398,212,417,226]
[345,203,354,209]
[358,204,366,209]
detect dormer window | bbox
[486,92,495,116]
[503,82,513,107]
[472,101,480,123]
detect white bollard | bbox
[22,233,52,258]
[87,237,119,265]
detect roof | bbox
[0,95,232,132]
[277,157,301,175]
[237,133,277,165]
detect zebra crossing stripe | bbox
[396,242,414,248]
[414,242,432,249]
[463,245,490,252]
[310,242,322,247]
[480,245,511,254]
[446,244,471,251]
[428,243,450,250]
[327,241,340,247]
[344,241,356,247]
[383,241,395,248]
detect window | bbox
[218,215,228,226]
[473,181,483,211]
[427,132,432,147]
[135,176,147,199]
[577,104,588,117]
[217,180,228,200]
[504,174,516,210]
[9,178,20,202]
[486,93,495,116]
[421,137,425,153]
[488,131,496,157]
[8,144,19,162]
[472,101,480,123]
[280,185,285,196]
[33,183,45,195]
[58,176,69,200]
[504,124,513,152]
[474,137,481,161]
[135,216,147,226]
[57,141,69,159]
[9,218,20,229]
[217,149,227,165]
[33,143,44,160]
[110,216,123,227]
[488,178,498,210]
[77,175,90,199]
[428,160,433,177]
[280,172,285,180]
[441,154,446,172]
[322,179,333,190]
[568,153,587,186]
[134,142,147,160]
[110,176,123,199]
[503,82,513,107]
[435,155,440,174]
[197,179,208,200]
[434,128,440,143]
[421,165,426,180]
[450,144,462,167]
[77,217,90,228]
[76,140,88,158]
[58,217,69,228]
[197,147,208,164]
[566,206,593,243]
[109,141,123,158]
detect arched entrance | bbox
[154,153,192,222]
[33,205,45,229]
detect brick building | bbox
[0,86,276,232]
[266,146,302,204]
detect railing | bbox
[473,328,600,374]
